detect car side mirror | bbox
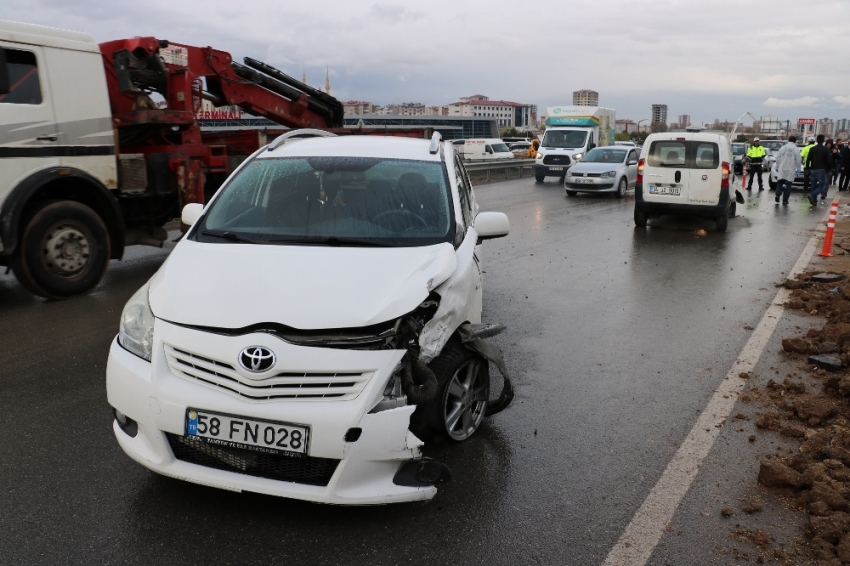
[628,160,638,166]
[181,203,203,227]
[0,48,9,95]
[474,211,509,241]
[588,143,596,150]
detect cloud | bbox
[763,96,820,108]
[369,3,423,22]
[834,96,850,107]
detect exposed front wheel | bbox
[425,339,489,442]
[10,201,110,299]
[535,172,545,183]
[566,189,577,197]
[616,177,627,198]
[634,207,648,227]
[728,201,737,218]
[769,179,777,190]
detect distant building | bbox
[615,119,636,134]
[651,104,668,126]
[817,118,835,138]
[447,94,537,129]
[343,101,376,115]
[573,90,599,106]
[677,114,691,128]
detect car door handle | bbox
[36,134,58,142]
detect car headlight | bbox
[119,282,155,361]
[536,153,544,161]
[573,153,583,162]
[601,171,616,178]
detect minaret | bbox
[302,69,307,85]
[325,67,330,94]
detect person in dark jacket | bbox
[831,139,842,185]
[839,140,850,192]
[806,134,834,205]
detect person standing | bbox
[774,135,801,205]
[745,137,766,191]
[831,139,842,185]
[823,139,835,199]
[801,136,816,192]
[840,139,850,192]
[806,134,833,205]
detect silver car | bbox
[564,146,639,198]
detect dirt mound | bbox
[753,270,850,564]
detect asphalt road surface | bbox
[0,180,829,565]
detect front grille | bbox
[164,345,372,401]
[167,434,339,486]
[543,155,571,165]
[573,172,602,178]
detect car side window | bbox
[0,49,42,105]
[454,156,473,229]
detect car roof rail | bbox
[429,131,442,155]
[267,129,337,151]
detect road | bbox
[0,179,828,565]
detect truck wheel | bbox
[728,201,737,218]
[566,189,577,197]
[535,172,545,183]
[634,207,648,227]
[10,201,111,299]
[428,339,489,442]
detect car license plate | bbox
[185,408,309,457]
[549,166,563,171]
[649,185,681,196]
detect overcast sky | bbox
[5,0,849,125]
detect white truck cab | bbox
[534,106,616,183]
[0,20,121,297]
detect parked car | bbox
[564,145,639,198]
[106,133,512,505]
[731,142,748,175]
[759,139,785,172]
[634,132,736,231]
[508,141,532,156]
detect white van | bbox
[634,132,736,231]
[456,138,514,161]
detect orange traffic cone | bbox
[819,200,839,257]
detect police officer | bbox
[746,137,766,191]
[801,136,816,192]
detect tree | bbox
[615,131,631,142]
[735,134,748,142]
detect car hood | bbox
[569,162,623,174]
[149,240,458,329]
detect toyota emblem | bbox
[239,346,276,373]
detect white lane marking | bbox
[602,203,833,566]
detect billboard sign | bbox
[797,118,816,125]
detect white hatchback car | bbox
[107,132,511,505]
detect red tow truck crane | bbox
[0,21,425,298]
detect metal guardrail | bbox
[463,159,537,181]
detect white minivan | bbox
[455,138,515,161]
[634,132,736,232]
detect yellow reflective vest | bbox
[746,145,766,161]
[801,143,816,163]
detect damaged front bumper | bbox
[106,319,442,505]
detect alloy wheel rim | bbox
[442,358,487,441]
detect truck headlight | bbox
[573,153,583,162]
[536,153,544,161]
[119,282,155,361]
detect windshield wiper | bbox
[201,230,268,244]
[267,235,403,247]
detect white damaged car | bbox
[106,132,511,504]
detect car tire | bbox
[566,189,577,197]
[634,207,648,227]
[10,201,111,299]
[716,209,729,232]
[535,172,545,183]
[616,177,627,198]
[420,338,489,442]
[728,200,737,218]
[769,179,777,190]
